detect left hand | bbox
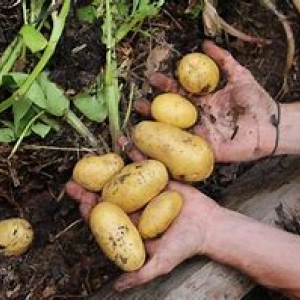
[114,181,218,291]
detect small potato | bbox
[0,218,34,256]
[102,160,168,213]
[138,191,183,239]
[90,202,145,271]
[73,153,124,192]
[133,121,214,182]
[177,53,219,94]
[151,93,198,128]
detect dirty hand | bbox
[192,41,279,162]
[114,181,219,291]
[147,41,279,163]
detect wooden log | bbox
[90,156,300,300]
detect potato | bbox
[177,53,219,94]
[73,153,124,192]
[138,191,183,239]
[102,160,168,213]
[0,218,34,256]
[90,202,145,271]
[151,93,197,129]
[132,121,214,182]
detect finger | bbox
[118,136,146,162]
[114,256,164,291]
[65,181,97,204]
[128,210,142,226]
[133,98,152,117]
[202,40,244,81]
[79,196,98,221]
[65,181,98,220]
[145,239,159,256]
[148,72,179,93]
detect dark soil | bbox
[0,0,299,299]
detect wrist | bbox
[259,102,300,157]
[200,205,230,257]
[276,103,300,155]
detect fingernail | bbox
[114,282,129,292]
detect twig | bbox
[203,0,271,44]
[292,0,300,15]
[261,0,295,98]
[23,145,98,152]
[49,219,83,242]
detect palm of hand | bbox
[192,43,277,162]
[114,182,218,291]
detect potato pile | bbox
[72,52,219,272]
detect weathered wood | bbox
[90,156,300,300]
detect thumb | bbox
[114,255,166,291]
[202,40,245,82]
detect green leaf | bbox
[3,73,47,109]
[76,5,97,24]
[14,108,35,137]
[37,73,70,116]
[12,98,32,132]
[20,24,48,53]
[32,122,51,138]
[74,94,107,122]
[0,128,16,143]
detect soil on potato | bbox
[0,0,299,299]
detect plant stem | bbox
[8,110,44,160]
[0,0,71,113]
[104,0,120,151]
[65,110,101,151]
[0,38,23,85]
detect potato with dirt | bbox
[90,202,145,271]
[0,218,34,256]
[151,93,198,128]
[102,160,168,213]
[177,53,220,94]
[132,121,214,182]
[138,191,183,239]
[73,153,124,192]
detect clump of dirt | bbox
[0,0,22,51]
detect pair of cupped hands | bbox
[66,41,278,291]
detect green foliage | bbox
[20,25,48,53]
[76,5,97,24]
[74,76,107,123]
[186,0,205,18]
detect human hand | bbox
[114,180,219,291]
[145,41,279,163]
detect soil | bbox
[0,0,299,299]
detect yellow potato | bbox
[138,191,183,239]
[102,160,168,213]
[177,53,219,94]
[151,93,198,129]
[132,121,214,182]
[73,153,124,192]
[90,202,145,271]
[0,218,34,256]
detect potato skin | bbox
[90,202,145,271]
[73,153,124,192]
[177,53,219,94]
[151,93,197,129]
[102,160,168,213]
[133,121,214,182]
[0,218,34,256]
[138,191,183,239]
